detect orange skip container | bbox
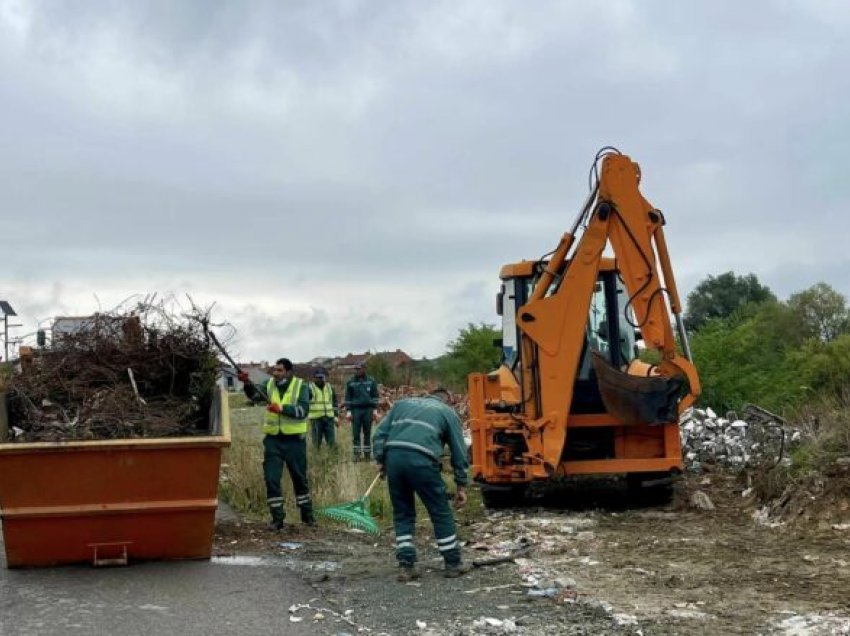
[0,388,231,568]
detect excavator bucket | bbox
[590,351,685,426]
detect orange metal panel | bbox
[567,414,622,428]
[0,389,230,568]
[561,457,681,475]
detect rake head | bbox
[317,498,380,535]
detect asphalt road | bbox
[0,523,321,636]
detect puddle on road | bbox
[211,555,340,572]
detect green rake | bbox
[317,473,383,535]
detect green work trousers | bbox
[350,408,374,460]
[263,434,314,524]
[311,416,336,448]
[385,448,461,567]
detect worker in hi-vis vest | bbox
[308,367,339,448]
[239,357,316,531]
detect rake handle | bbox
[363,473,383,498]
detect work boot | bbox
[397,565,421,583]
[443,562,472,578]
[303,517,318,528]
[267,519,284,532]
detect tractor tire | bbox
[480,483,529,509]
[626,472,675,506]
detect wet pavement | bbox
[0,517,319,636]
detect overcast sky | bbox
[2,0,848,362]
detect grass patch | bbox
[752,389,850,501]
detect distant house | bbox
[377,349,414,370]
[220,362,271,392]
[336,352,372,371]
[334,350,414,373]
[51,314,142,344]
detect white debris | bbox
[289,616,303,623]
[614,613,639,626]
[416,620,427,629]
[666,608,715,620]
[690,491,715,511]
[775,612,850,635]
[753,506,785,528]
[680,406,803,471]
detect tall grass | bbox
[220,403,394,525]
[752,388,850,500]
[220,399,482,529]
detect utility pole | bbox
[1,300,21,362]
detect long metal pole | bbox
[3,315,7,362]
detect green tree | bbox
[690,301,805,413]
[685,271,775,332]
[438,323,501,390]
[788,282,850,343]
[791,334,850,399]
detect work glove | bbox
[266,404,282,415]
[237,371,250,383]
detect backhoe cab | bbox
[468,149,700,507]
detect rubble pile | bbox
[5,299,221,442]
[366,385,470,424]
[679,406,801,472]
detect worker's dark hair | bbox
[276,358,293,371]
[429,387,451,402]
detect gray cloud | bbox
[2,0,849,361]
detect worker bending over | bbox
[373,388,471,581]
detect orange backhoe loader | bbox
[468,148,700,507]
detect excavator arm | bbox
[501,150,700,475]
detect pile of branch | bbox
[6,298,224,442]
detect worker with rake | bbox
[239,358,317,531]
[372,388,471,581]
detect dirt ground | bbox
[214,474,850,636]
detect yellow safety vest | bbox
[308,382,336,420]
[263,377,308,435]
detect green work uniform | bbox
[309,381,338,448]
[373,396,469,567]
[244,376,314,525]
[344,373,379,460]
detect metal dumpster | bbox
[0,388,231,568]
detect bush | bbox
[690,302,806,413]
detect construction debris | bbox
[679,406,801,471]
[369,385,469,423]
[4,298,223,442]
